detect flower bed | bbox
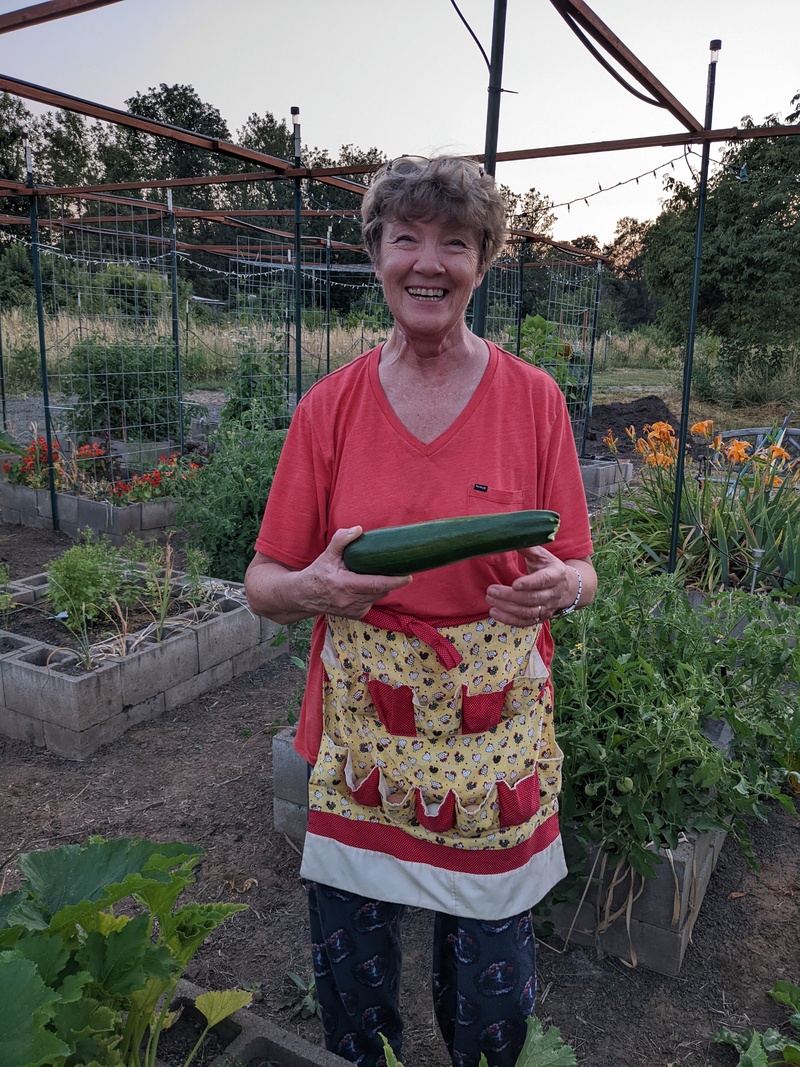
[1,435,202,545]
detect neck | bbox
[381,323,485,372]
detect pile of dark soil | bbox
[586,395,679,456]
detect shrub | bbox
[46,531,125,629]
[175,421,287,582]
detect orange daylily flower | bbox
[625,425,637,442]
[603,428,619,452]
[725,439,752,464]
[690,419,714,438]
[648,421,675,443]
[767,444,791,462]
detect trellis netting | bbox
[0,197,600,479]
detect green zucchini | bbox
[342,510,560,576]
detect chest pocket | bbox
[466,484,525,515]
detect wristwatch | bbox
[551,568,583,619]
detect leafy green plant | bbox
[219,337,291,431]
[712,981,800,1065]
[66,339,204,443]
[519,314,586,408]
[0,562,14,629]
[46,531,126,631]
[380,1015,577,1067]
[279,971,321,1020]
[0,836,250,1067]
[175,421,287,582]
[550,536,797,890]
[602,419,800,597]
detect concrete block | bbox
[547,826,728,975]
[173,978,350,1067]
[120,628,199,708]
[41,693,168,760]
[273,796,308,846]
[164,659,233,711]
[1,647,124,732]
[0,703,44,745]
[580,458,632,500]
[230,644,271,678]
[273,728,309,808]
[194,601,262,670]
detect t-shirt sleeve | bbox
[253,404,332,569]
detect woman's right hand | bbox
[245,527,412,625]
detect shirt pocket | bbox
[466,484,525,515]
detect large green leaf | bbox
[18,838,203,919]
[13,931,70,986]
[78,914,174,997]
[195,988,253,1027]
[514,1016,577,1067]
[161,901,247,967]
[0,952,70,1067]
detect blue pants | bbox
[307,880,537,1067]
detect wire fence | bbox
[0,195,602,486]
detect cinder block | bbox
[547,826,728,975]
[273,796,308,846]
[174,979,350,1067]
[2,647,124,732]
[120,628,199,707]
[0,703,44,745]
[273,728,310,808]
[164,659,233,711]
[194,601,262,670]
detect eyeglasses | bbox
[385,155,486,178]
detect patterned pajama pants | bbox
[307,880,537,1067]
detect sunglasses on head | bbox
[385,155,486,178]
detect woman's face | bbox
[375,216,486,344]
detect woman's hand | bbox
[484,546,595,628]
[245,527,412,625]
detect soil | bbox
[2,393,799,1067]
[586,395,679,457]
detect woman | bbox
[245,155,596,1067]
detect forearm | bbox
[245,555,318,625]
[555,556,597,615]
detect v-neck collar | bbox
[368,342,498,455]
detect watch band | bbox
[551,567,583,619]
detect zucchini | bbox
[342,510,560,576]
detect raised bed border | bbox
[0,479,177,547]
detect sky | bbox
[1,0,798,245]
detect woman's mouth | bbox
[406,287,446,301]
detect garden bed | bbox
[0,478,179,546]
[0,563,281,759]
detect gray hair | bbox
[361,155,507,272]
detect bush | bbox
[219,341,292,430]
[175,421,287,581]
[692,338,800,407]
[46,532,125,628]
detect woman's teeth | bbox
[407,288,445,300]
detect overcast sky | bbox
[1,0,797,244]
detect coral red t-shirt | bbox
[255,343,593,762]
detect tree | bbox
[643,91,800,348]
[32,110,102,187]
[602,216,661,332]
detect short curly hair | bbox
[361,155,507,272]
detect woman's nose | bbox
[414,239,443,273]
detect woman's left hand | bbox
[485,546,584,627]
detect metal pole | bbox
[325,224,332,376]
[472,0,507,338]
[0,301,7,431]
[514,239,526,357]
[581,260,603,457]
[25,133,59,531]
[668,40,721,572]
[292,106,303,404]
[167,189,184,453]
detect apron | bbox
[300,609,567,919]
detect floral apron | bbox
[300,608,567,919]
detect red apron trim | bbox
[306,808,561,875]
[461,681,514,734]
[350,765,382,807]
[367,678,417,736]
[497,775,540,826]
[415,789,456,832]
[362,607,474,669]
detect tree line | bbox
[0,81,798,355]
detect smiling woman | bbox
[244,153,597,1067]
